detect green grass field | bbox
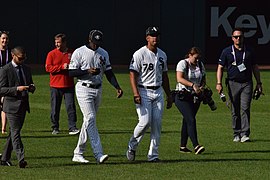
[0,70,269,179]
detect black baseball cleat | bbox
[149,158,161,163]
[194,145,205,155]
[126,150,136,161]
[1,160,13,166]
[19,160,27,168]
[180,147,192,153]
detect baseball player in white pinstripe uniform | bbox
[126,27,173,162]
[68,30,123,164]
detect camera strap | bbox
[185,60,204,86]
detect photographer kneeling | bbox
[173,47,208,155]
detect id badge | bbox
[237,63,246,72]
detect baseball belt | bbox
[138,85,160,90]
[82,82,101,89]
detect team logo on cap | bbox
[153,27,157,32]
[95,35,101,40]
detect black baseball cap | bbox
[89,30,103,45]
[146,26,160,37]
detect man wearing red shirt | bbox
[45,33,79,135]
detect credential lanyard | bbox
[0,49,9,64]
[232,45,245,64]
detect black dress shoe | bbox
[1,160,13,166]
[19,160,27,168]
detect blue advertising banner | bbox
[205,1,270,65]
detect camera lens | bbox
[208,100,217,111]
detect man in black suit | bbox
[0,46,35,168]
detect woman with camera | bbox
[174,47,206,154]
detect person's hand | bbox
[256,83,263,93]
[133,95,141,104]
[88,68,101,75]
[116,88,123,98]
[17,86,29,92]
[63,63,69,69]
[192,84,201,94]
[216,83,223,94]
[166,95,173,109]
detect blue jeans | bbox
[50,87,77,131]
[174,95,201,148]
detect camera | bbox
[220,92,226,102]
[28,84,36,93]
[200,88,217,111]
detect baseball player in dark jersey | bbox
[69,29,123,164]
[126,26,173,162]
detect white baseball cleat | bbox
[240,135,250,143]
[98,154,109,164]
[72,155,89,163]
[233,136,240,142]
[69,128,80,135]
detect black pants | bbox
[50,87,77,131]
[174,96,201,148]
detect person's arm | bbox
[252,64,262,92]
[216,64,224,94]
[68,69,89,77]
[105,69,123,98]
[45,52,65,74]
[130,70,140,104]
[176,71,200,94]
[162,72,173,109]
[0,68,22,97]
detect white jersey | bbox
[129,46,168,87]
[175,59,206,91]
[69,45,112,85]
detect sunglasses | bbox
[15,54,26,61]
[233,35,243,39]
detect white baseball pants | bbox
[73,82,104,160]
[128,87,164,161]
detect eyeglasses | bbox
[233,35,243,39]
[15,54,26,61]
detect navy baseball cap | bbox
[146,26,160,37]
[89,30,103,45]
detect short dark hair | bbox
[11,46,26,55]
[0,31,9,36]
[232,27,243,35]
[54,33,67,42]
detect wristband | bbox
[257,82,262,85]
[191,83,194,88]
[216,82,222,85]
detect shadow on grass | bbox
[26,156,270,169]
[216,150,270,154]
[23,150,270,169]
[20,129,180,137]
